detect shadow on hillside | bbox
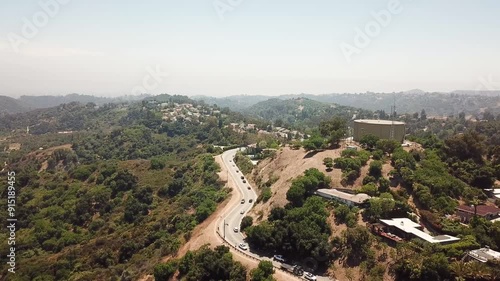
[303,150,323,159]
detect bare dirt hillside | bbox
[248,146,346,222]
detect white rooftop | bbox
[380,218,460,244]
[468,247,500,263]
[354,119,405,125]
[316,189,371,204]
[491,217,500,223]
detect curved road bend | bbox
[217,148,332,281]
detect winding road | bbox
[216,148,332,281]
[218,148,258,250]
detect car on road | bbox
[273,255,286,262]
[238,243,248,251]
[240,176,244,179]
[229,160,232,162]
[242,180,246,183]
[247,186,251,190]
[249,199,253,203]
[240,210,245,214]
[241,199,245,204]
[304,272,317,280]
[236,170,239,173]
[233,227,239,232]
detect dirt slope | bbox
[248,146,346,222]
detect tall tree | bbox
[319,117,347,148]
[420,109,427,120]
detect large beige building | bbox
[353,119,405,143]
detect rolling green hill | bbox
[245,97,373,129]
[0,95,29,114]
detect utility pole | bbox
[390,95,396,140]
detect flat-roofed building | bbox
[465,247,500,263]
[315,188,371,206]
[379,218,460,244]
[353,119,405,143]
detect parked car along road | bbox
[273,255,286,263]
[304,272,317,281]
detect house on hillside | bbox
[315,189,371,206]
[455,205,500,223]
[379,218,460,244]
[464,247,500,263]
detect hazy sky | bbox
[0,0,499,97]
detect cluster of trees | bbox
[333,204,359,227]
[250,261,276,281]
[154,245,247,281]
[245,196,331,263]
[359,134,400,154]
[333,149,370,185]
[363,192,411,223]
[303,117,347,151]
[234,151,254,175]
[286,168,330,207]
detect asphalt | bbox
[217,148,332,281]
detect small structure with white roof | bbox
[465,247,500,263]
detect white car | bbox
[238,243,248,251]
[233,227,239,232]
[304,272,317,281]
[240,210,245,214]
[273,255,286,263]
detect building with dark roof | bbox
[456,205,500,223]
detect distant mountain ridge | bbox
[193,90,500,117]
[0,95,29,114]
[0,94,150,115]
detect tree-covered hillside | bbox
[195,92,500,119]
[0,95,261,280]
[245,97,372,130]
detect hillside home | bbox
[456,205,500,223]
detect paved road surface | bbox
[217,149,332,281]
